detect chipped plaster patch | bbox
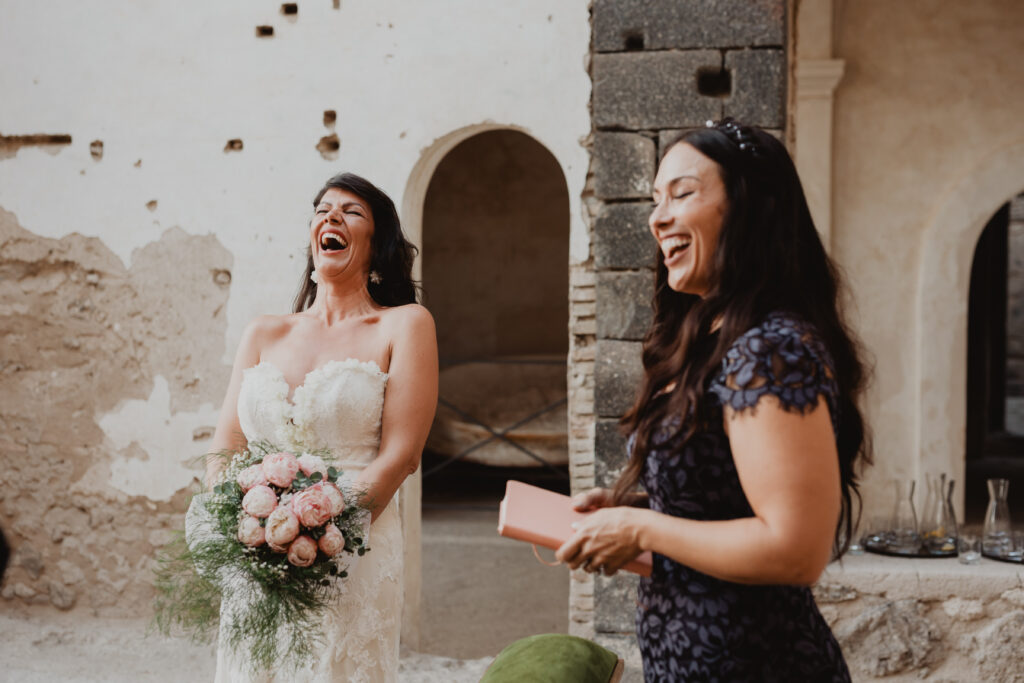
[98,375,218,501]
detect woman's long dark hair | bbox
[293,172,419,312]
[614,119,872,557]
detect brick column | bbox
[578,0,790,673]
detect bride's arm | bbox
[355,305,438,522]
[206,317,269,487]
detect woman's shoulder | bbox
[714,311,837,412]
[239,313,300,349]
[729,311,827,357]
[244,312,299,337]
[379,303,435,334]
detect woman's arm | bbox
[557,396,840,585]
[354,305,438,522]
[205,318,268,486]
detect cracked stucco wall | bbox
[0,0,591,618]
[0,208,230,612]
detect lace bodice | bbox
[237,359,388,469]
[635,312,849,682]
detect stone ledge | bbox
[819,553,1024,602]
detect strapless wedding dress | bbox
[216,358,402,683]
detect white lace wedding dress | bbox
[216,358,402,683]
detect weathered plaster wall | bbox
[830,0,1024,513]
[0,0,591,617]
[0,208,230,611]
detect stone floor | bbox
[0,499,570,681]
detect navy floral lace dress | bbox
[635,312,851,682]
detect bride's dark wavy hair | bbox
[293,172,419,312]
[613,119,872,557]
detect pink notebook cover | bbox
[497,480,653,577]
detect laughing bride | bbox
[205,172,438,682]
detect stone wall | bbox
[816,555,1024,682]
[571,0,789,669]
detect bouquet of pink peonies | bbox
[153,442,372,675]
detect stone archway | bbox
[915,140,1024,510]
[398,124,572,651]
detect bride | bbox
[205,172,438,682]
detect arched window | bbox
[965,194,1024,522]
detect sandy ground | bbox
[0,503,569,681]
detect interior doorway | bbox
[965,194,1024,523]
[416,128,572,658]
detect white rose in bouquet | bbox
[318,523,346,557]
[237,464,268,493]
[265,506,300,552]
[237,515,266,547]
[287,535,318,567]
[262,451,299,488]
[241,485,277,518]
[297,453,328,481]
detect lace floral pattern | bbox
[636,313,850,682]
[219,358,400,683]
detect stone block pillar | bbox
[573,0,791,672]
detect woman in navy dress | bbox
[557,119,870,682]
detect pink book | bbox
[497,480,653,577]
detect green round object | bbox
[480,633,620,683]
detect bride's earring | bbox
[310,269,319,284]
[369,270,382,285]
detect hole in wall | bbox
[224,139,244,152]
[316,133,340,160]
[623,31,645,51]
[212,269,232,286]
[255,25,274,37]
[0,133,72,159]
[697,67,732,98]
[89,140,103,161]
[281,3,298,15]
[323,110,337,128]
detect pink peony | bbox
[241,485,277,518]
[262,451,299,488]
[297,453,328,481]
[265,506,300,551]
[319,482,345,517]
[318,523,346,557]
[237,516,265,547]
[291,486,333,528]
[287,535,318,567]
[237,464,268,493]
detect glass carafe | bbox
[983,478,1012,556]
[889,478,921,554]
[921,473,957,554]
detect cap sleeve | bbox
[711,314,838,420]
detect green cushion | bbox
[480,633,619,683]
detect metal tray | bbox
[863,537,957,559]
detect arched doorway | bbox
[965,194,1024,523]
[423,129,570,477]
[915,141,1024,517]
[416,128,572,656]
